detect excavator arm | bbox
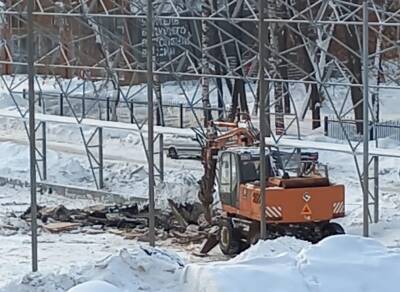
[197,120,257,223]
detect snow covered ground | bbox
[0,184,226,288]
[2,245,185,292]
[0,78,400,291]
[0,116,202,208]
[2,235,399,292]
[183,235,400,292]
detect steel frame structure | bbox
[0,0,400,270]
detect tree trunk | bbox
[215,65,224,120]
[154,70,164,126]
[201,0,212,127]
[228,79,240,121]
[272,2,285,135]
[239,79,248,114]
[288,0,322,129]
[278,16,290,114]
[310,83,321,129]
[344,24,363,133]
[274,81,285,135]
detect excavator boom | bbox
[197,120,257,222]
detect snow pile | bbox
[1,247,184,292]
[298,235,400,292]
[232,236,310,262]
[0,139,200,209]
[156,170,199,208]
[182,235,400,292]
[67,280,122,292]
[3,235,400,292]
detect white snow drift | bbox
[1,246,185,292]
[182,235,400,292]
[3,235,400,292]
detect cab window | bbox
[220,153,238,194]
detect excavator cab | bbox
[213,147,345,255]
[219,149,274,208]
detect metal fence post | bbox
[369,121,374,141]
[59,93,64,116]
[42,122,47,181]
[82,97,86,119]
[130,101,134,124]
[159,133,164,182]
[98,127,104,189]
[42,93,46,114]
[324,116,328,136]
[180,103,183,128]
[374,156,379,223]
[106,98,110,121]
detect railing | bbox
[15,90,227,129]
[324,116,400,141]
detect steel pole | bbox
[98,127,104,189]
[159,134,164,182]
[373,156,379,223]
[27,0,38,272]
[362,0,369,237]
[42,122,47,181]
[258,0,267,240]
[147,0,155,247]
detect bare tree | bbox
[201,0,213,126]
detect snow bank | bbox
[182,235,400,292]
[231,236,310,262]
[0,139,200,209]
[1,247,184,292]
[3,235,400,292]
[298,235,400,292]
[67,280,122,292]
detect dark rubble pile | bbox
[19,200,210,245]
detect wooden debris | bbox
[19,201,213,249]
[168,199,189,228]
[43,222,81,233]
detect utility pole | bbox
[27,0,38,271]
[258,0,267,240]
[362,0,369,237]
[147,0,155,247]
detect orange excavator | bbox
[197,117,345,255]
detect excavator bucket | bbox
[197,227,219,255]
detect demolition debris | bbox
[16,201,210,246]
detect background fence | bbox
[14,90,228,129]
[324,116,400,141]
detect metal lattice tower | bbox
[1,0,400,269]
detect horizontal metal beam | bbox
[3,10,400,26]
[1,61,400,90]
[38,181,147,204]
[266,138,400,158]
[0,109,194,137]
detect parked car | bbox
[166,143,202,159]
[165,128,203,159]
